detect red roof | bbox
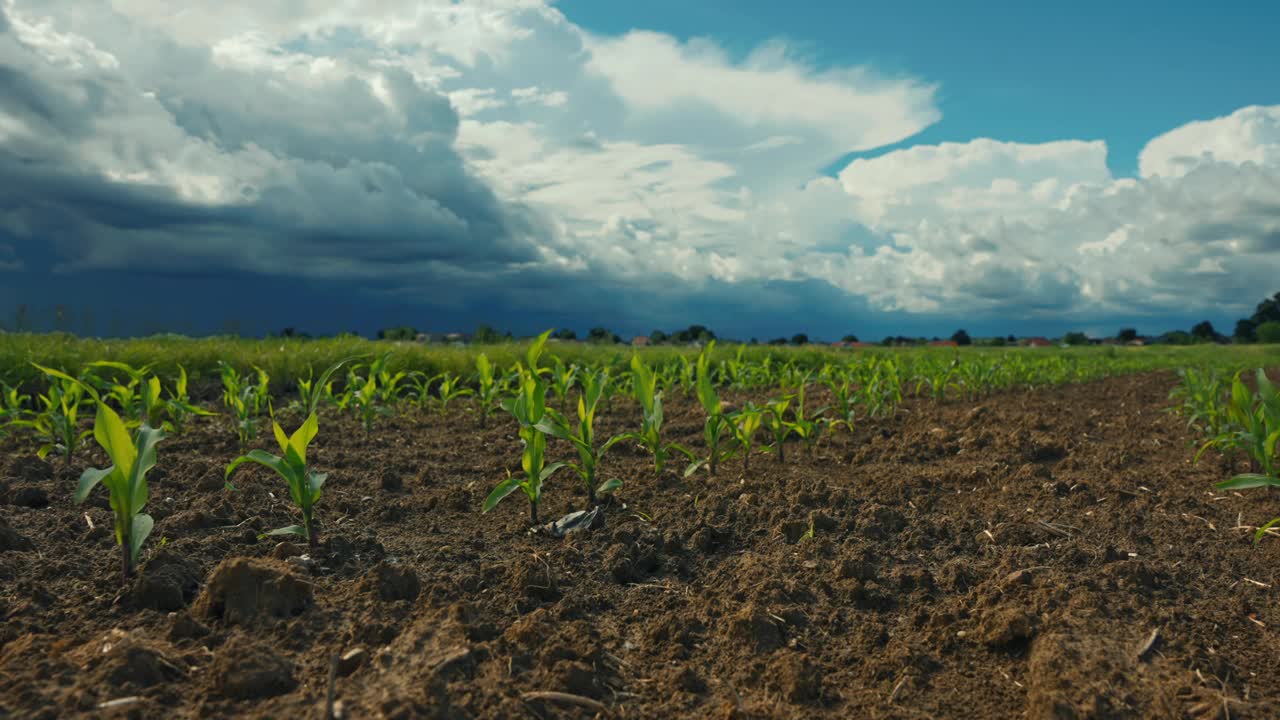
[929,340,958,347]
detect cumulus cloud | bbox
[2,0,1278,335]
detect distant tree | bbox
[749,338,759,345]
[671,324,716,344]
[1062,331,1089,346]
[1251,292,1280,326]
[1006,334,1017,343]
[768,337,788,346]
[1117,328,1138,342]
[553,328,577,341]
[1164,330,1193,345]
[587,327,618,344]
[790,333,809,345]
[649,329,669,345]
[950,329,972,346]
[840,334,859,343]
[1234,318,1257,343]
[1258,321,1280,344]
[472,325,502,343]
[1190,320,1219,343]
[377,326,417,341]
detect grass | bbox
[1,332,1278,393]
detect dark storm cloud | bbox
[0,2,551,294]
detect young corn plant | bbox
[226,413,326,548]
[475,354,501,428]
[432,372,473,415]
[621,354,693,476]
[686,342,735,477]
[161,365,213,434]
[484,369,565,524]
[348,366,387,432]
[75,403,163,582]
[549,357,578,411]
[537,369,625,505]
[1209,370,1280,487]
[369,353,408,406]
[0,382,31,436]
[824,372,857,435]
[294,358,358,419]
[16,365,96,463]
[762,397,795,463]
[787,383,826,456]
[730,403,765,472]
[220,363,270,448]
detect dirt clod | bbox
[132,551,202,612]
[213,636,297,700]
[361,562,421,602]
[192,557,312,624]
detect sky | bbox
[2,0,1279,341]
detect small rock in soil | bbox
[0,516,34,551]
[168,613,211,641]
[270,541,305,560]
[213,636,297,700]
[361,561,421,602]
[10,486,49,508]
[133,551,202,612]
[193,557,313,624]
[338,647,367,676]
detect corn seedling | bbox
[161,365,213,433]
[1170,367,1229,438]
[225,413,326,547]
[787,383,826,456]
[295,358,358,418]
[0,382,30,435]
[475,353,501,428]
[686,342,735,477]
[824,373,857,435]
[15,365,96,462]
[549,357,578,411]
[219,363,270,448]
[348,365,388,432]
[1211,370,1280,488]
[621,354,694,476]
[538,369,625,504]
[484,367,565,523]
[369,352,408,406]
[432,372,473,414]
[730,403,765,472]
[762,397,795,463]
[75,403,163,582]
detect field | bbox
[2,335,1280,718]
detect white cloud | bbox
[1139,105,1280,179]
[3,0,1278,327]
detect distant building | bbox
[631,336,650,346]
[928,340,958,348]
[1021,337,1053,348]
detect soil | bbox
[2,371,1279,719]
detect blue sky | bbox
[561,0,1280,177]
[2,0,1279,341]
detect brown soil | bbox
[2,372,1279,718]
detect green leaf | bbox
[483,476,523,513]
[542,462,567,479]
[94,404,137,476]
[1216,473,1280,491]
[226,449,287,481]
[272,420,290,454]
[308,472,327,501]
[290,413,319,465]
[1254,517,1280,545]
[129,514,154,564]
[597,478,624,495]
[266,525,308,538]
[76,466,114,504]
